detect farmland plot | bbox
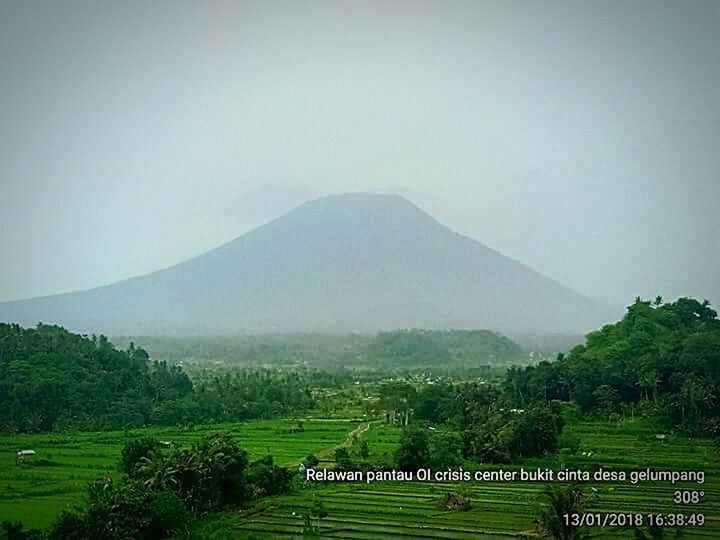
[0,419,354,528]
[207,420,720,539]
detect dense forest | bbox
[113,329,526,369]
[0,324,522,433]
[369,329,523,366]
[369,298,720,470]
[373,380,566,468]
[0,324,316,432]
[503,297,720,435]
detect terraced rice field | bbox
[357,422,402,461]
[0,418,355,528]
[202,420,720,538]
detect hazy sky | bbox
[1,0,719,307]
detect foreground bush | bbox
[119,436,160,474]
[47,480,189,540]
[46,432,292,539]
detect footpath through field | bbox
[311,421,374,464]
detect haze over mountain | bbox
[0,194,615,336]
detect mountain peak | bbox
[279,192,437,227]
[301,192,411,206]
[0,194,615,336]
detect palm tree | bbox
[678,375,713,423]
[536,485,590,540]
[136,453,178,492]
[639,369,659,403]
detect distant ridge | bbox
[0,193,615,335]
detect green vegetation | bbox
[192,420,720,539]
[1,298,719,538]
[383,381,564,465]
[536,485,589,540]
[0,419,354,529]
[504,297,720,435]
[369,329,524,367]
[31,432,294,539]
[119,436,161,474]
[0,324,328,432]
[113,329,527,370]
[0,323,191,432]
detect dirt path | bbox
[314,421,372,461]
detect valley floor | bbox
[0,419,356,529]
[191,421,720,539]
[1,419,718,538]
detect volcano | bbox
[0,193,614,335]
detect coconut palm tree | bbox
[536,485,590,540]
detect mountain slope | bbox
[0,193,615,335]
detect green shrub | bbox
[120,437,160,475]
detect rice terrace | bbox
[162,421,720,539]
[3,412,719,538]
[2,315,720,539]
[0,419,357,530]
[2,3,720,536]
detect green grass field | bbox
[0,419,356,529]
[192,420,720,539]
[3,418,719,538]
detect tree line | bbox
[0,324,317,432]
[114,328,525,369]
[2,432,293,540]
[380,380,567,469]
[503,297,720,435]
[378,298,720,471]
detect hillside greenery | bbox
[113,328,526,369]
[0,324,315,432]
[1,297,719,538]
[504,297,720,435]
